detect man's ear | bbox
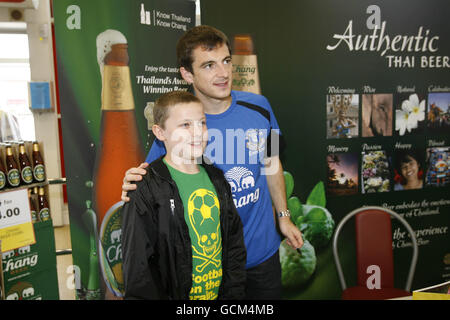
[180,66,194,84]
[152,124,166,141]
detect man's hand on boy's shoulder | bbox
[121,162,149,202]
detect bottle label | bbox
[31,210,38,223]
[34,164,46,182]
[101,66,135,111]
[39,208,50,221]
[0,171,5,189]
[98,201,125,297]
[8,169,20,187]
[231,54,261,94]
[21,166,33,184]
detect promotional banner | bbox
[1,220,59,300]
[53,0,195,299]
[203,0,450,299]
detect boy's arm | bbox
[122,182,159,299]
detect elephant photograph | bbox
[362,94,393,137]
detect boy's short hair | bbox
[153,91,201,128]
[177,25,230,73]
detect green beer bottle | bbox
[37,187,51,221]
[5,144,20,188]
[32,142,46,183]
[0,148,6,190]
[18,143,33,185]
[82,200,101,300]
[28,188,38,223]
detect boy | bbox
[121,91,246,300]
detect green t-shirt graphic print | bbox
[164,160,223,300]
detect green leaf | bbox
[284,171,294,199]
[287,196,303,221]
[306,181,326,207]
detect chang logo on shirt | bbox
[224,167,260,209]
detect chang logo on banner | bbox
[139,2,191,31]
[6,282,41,300]
[99,201,124,297]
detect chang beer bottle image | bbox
[93,29,144,299]
[18,142,33,185]
[5,144,20,188]
[231,34,261,94]
[31,141,46,182]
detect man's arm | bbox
[265,155,303,249]
[121,162,149,202]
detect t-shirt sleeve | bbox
[145,139,167,163]
[262,96,286,157]
[263,96,281,134]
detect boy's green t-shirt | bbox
[164,159,223,300]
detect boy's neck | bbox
[163,154,200,174]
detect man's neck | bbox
[196,91,233,115]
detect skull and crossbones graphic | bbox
[188,189,222,272]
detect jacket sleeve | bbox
[122,177,160,299]
[222,180,247,300]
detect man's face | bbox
[182,43,232,101]
[159,102,208,163]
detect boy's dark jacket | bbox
[122,157,247,300]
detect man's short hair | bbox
[153,90,201,128]
[176,25,230,73]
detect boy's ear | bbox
[152,124,166,141]
[180,67,194,84]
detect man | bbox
[122,25,303,299]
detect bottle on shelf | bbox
[0,148,6,190]
[5,144,21,188]
[28,188,39,223]
[18,142,33,185]
[32,141,46,183]
[37,186,51,222]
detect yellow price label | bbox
[0,189,35,253]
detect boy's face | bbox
[155,102,208,163]
[181,43,232,102]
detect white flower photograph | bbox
[395,93,426,136]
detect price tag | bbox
[0,189,35,253]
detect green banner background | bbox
[53,0,195,298]
[202,0,450,299]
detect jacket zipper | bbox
[170,199,175,216]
